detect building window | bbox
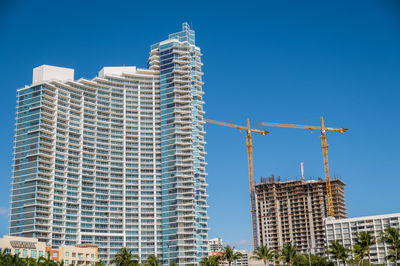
[15,249,20,255]
[65,251,69,257]
[72,252,76,258]
[22,250,28,258]
[31,250,37,258]
[39,251,43,257]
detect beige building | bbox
[0,235,98,265]
[255,176,346,256]
[0,235,46,259]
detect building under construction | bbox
[255,176,346,256]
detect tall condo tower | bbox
[10,23,208,264]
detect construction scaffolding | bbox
[255,176,346,256]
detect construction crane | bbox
[205,118,268,250]
[261,116,347,217]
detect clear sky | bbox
[0,0,399,250]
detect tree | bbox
[252,245,275,266]
[94,260,106,266]
[144,254,161,266]
[294,254,334,266]
[327,240,350,265]
[279,242,297,266]
[222,246,242,266]
[355,231,375,266]
[380,226,400,264]
[169,262,178,266]
[200,255,220,266]
[110,247,140,266]
[353,243,367,266]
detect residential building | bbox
[0,235,97,265]
[208,237,223,255]
[255,176,346,256]
[0,235,46,259]
[325,213,400,265]
[10,22,208,264]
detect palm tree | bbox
[252,244,275,266]
[110,247,140,266]
[353,243,367,266]
[279,242,297,266]
[94,260,106,266]
[23,257,39,266]
[380,226,400,264]
[222,246,242,266]
[200,255,220,266]
[144,254,161,266]
[327,240,349,265]
[355,231,375,266]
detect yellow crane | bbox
[261,116,348,217]
[205,118,268,250]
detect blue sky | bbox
[0,0,399,250]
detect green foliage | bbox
[200,255,220,266]
[327,240,350,264]
[380,226,400,263]
[252,245,275,265]
[143,254,161,266]
[222,246,242,266]
[355,231,375,265]
[110,247,140,266]
[294,253,334,266]
[279,242,297,265]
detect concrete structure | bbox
[208,237,223,255]
[0,235,97,265]
[255,176,346,256]
[325,213,400,265]
[10,23,208,264]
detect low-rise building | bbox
[325,213,400,265]
[208,238,224,255]
[0,235,46,259]
[0,235,98,265]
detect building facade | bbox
[0,235,97,265]
[10,23,208,264]
[208,238,223,255]
[325,213,400,265]
[255,176,346,256]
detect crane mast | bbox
[261,117,347,217]
[205,118,268,250]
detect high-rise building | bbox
[255,176,346,256]
[10,23,208,264]
[325,213,400,265]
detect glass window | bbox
[22,249,28,257]
[15,249,20,255]
[65,251,69,257]
[39,251,43,257]
[31,250,37,258]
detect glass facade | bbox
[10,23,208,264]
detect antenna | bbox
[300,162,305,181]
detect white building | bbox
[208,238,223,254]
[324,213,400,265]
[10,23,208,265]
